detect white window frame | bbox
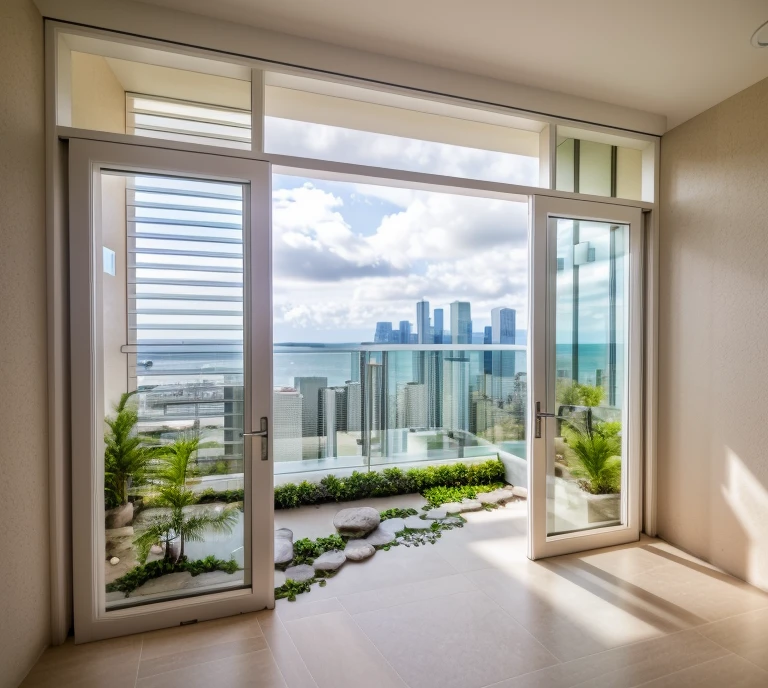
[44,18,660,643]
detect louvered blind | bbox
[126,93,251,150]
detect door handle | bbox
[535,401,555,439]
[241,416,269,460]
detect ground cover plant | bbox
[422,482,507,508]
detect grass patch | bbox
[106,555,238,597]
[290,534,346,566]
[380,507,418,520]
[422,482,507,508]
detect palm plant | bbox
[104,391,157,508]
[563,421,622,494]
[134,434,239,564]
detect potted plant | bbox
[104,391,157,528]
[563,420,622,523]
[134,434,239,564]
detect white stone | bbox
[441,516,463,525]
[379,517,405,533]
[441,502,464,514]
[403,515,432,530]
[109,556,120,566]
[274,537,294,566]
[512,485,528,499]
[459,499,483,512]
[333,507,381,537]
[275,528,293,541]
[365,527,396,546]
[150,545,163,555]
[274,570,287,588]
[425,508,447,519]
[344,540,375,561]
[284,564,315,582]
[313,550,346,572]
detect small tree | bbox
[104,392,156,508]
[563,420,621,494]
[134,434,239,564]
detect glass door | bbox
[528,196,643,559]
[69,139,273,641]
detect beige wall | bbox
[0,0,51,685]
[71,52,125,133]
[659,76,768,592]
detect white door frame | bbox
[69,138,274,642]
[528,195,644,559]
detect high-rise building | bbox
[374,321,393,343]
[416,300,432,344]
[399,320,411,344]
[491,350,516,403]
[450,301,472,344]
[293,376,327,441]
[272,387,302,463]
[345,381,362,432]
[483,326,493,375]
[433,308,444,344]
[319,387,346,458]
[442,356,469,431]
[491,307,516,344]
[397,382,428,428]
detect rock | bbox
[512,485,528,499]
[150,545,163,555]
[284,564,315,582]
[459,499,483,512]
[365,527,396,546]
[477,491,504,505]
[275,528,293,541]
[441,516,463,525]
[344,540,375,561]
[274,570,287,588]
[105,502,134,529]
[441,502,464,514]
[131,572,191,596]
[379,517,405,533]
[425,508,447,519]
[333,507,381,537]
[313,550,346,572]
[494,488,517,504]
[109,557,120,565]
[403,515,431,530]
[105,526,134,538]
[275,537,294,567]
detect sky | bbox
[272,173,530,343]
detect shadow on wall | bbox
[721,447,768,591]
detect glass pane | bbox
[264,74,541,186]
[59,33,252,151]
[272,173,528,487]
[100,171,247,609]
[548,218,628,536]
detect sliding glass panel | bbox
[548,218,628,536]
[272,173,528,487]
[101,171,248,609]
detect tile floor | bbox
[21,501,768,688]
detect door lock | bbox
[241,417,269,460]
[535,401,555,439]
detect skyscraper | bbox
[397,382,428,428]
[374,322,393,343]
[293,376,327,442]
[483,326,493,375]
[442,356,469,432]
[450,301,472,344]
[491,307,516,344]
[433,308,444,344]
[416,300,432,344]
[272,387,302,463]
[399,320,411,344]
[319,387,346,458]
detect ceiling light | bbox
[751,20,768,47]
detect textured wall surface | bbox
[0,0,51,685]
[659,76,768,592]
[71,52,126,133]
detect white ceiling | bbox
[136,0,768,131]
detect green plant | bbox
[579,384,605,408]
[380,507,418,520]
[291,534,346,565]
[106,556,238,596]
[556,380,606,408]
[275,579,314,602]
[104,392,159,508]
[134,434,239,563]
[273,458,506,510]
[563,422,621,494]
[422,482,506,507]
